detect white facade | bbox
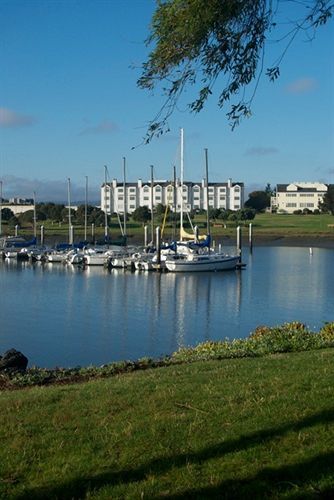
[101,178,244,214]
[1,203,34,215]
[271,182,328,213]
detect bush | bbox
[318,322,334,345]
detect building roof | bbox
[276,183,328,193]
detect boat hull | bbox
[165,255,239,272]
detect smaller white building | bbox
[271,182,328,213]
[1,203,34,215]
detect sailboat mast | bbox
[123,157,127,239]
[33,191,37,238]
[104,166,108,238]
[180,128,184,241]
[84,176,88,241]
[173,165,177,240]
[150,165,154,244]
[205,148,210,237]
[205,148,211,253]
[67,178,72,244]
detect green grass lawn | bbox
[251,213,334,235]
[1,348,333,499]
[2,212,334,243]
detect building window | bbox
[286,203,297,207]
[301,203,315,208]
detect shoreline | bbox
[220,234,334,249]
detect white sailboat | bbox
[165,132,239,272]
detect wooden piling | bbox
[249,223,253,254]
[156,226,161,266]
[237,226,242,262]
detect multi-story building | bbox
[271,182,329,213]
[101,178,244,214]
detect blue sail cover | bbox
[161,241,177,252]
[189,234,211,248]
[12,237,37,248]
[176,234,211,249]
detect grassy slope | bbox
[1,349,334,499]
[3,213,334,242]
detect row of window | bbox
[285,203,315,207]
[279,193,322,198]
[112,185,240,193]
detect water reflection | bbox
[0,245,333,368]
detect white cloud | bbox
[0,107,36,128]
[285,78,317,94]
[244,147,279,156]
[1,175,100,203]
[79,119,119,136]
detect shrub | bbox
[318,322,334,345]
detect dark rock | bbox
[0,349,28,372]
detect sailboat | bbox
[165,134,239,272]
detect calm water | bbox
[1,246,333,368]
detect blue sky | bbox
[1,0,334,202]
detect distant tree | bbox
[1,207,14,221]
[228,213,239,222]
[218,209,233,221]
[61,207,77,224]
[75,205,103,225]
[245,191,270,211]
[319,185,334,214]
[37,202,65,221]
[8,215,19,226]
[238,208,256,220]
[138,0,333,142]
[154,203,167,223]
[265,183,276,197]
[18,210,34,224]
[155,203,166,216]
[132,205,151,224]
[208,208,221,220]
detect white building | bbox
[271,182,329,213]
[1,202,34,215]
[101,178,244,214]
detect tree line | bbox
[0,203,108,227]
[1,185,333,228]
